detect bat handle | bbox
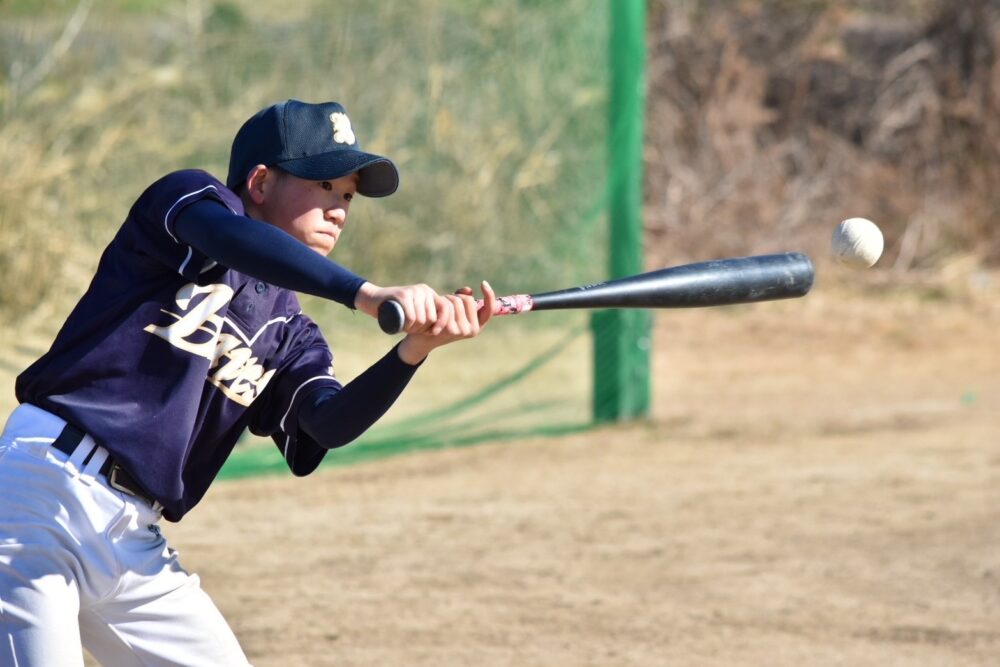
[377,298,490,335]
[377,300,406,334]
[378,294,532,334]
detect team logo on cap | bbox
[329,112,356,145]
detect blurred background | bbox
[3,3,999,665]
[644,0,1000,271]
[0,0,997,464]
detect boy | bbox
[0,99,496,665]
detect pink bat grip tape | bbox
[487,294,534,315]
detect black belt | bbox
[51,423,157,507]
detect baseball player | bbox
[0,99,496,665]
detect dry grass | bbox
[0,0,607,320]
[4,0,999,322]
[9,1,1000,322]
[644,0,1000,271]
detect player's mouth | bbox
[313,230,338,252]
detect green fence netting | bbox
[0,0,648,478]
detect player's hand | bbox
[397,281,496,365]
[355,282,455,335]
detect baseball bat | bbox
[377,252,814,334]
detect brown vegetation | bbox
[4,1,999,323]
[645,0,1000,272]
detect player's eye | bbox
[344,192,354,202]
[320,181,333,191]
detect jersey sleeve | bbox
[246,312,342,476]
[123,169,244,284]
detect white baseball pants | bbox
[0,404,251,666]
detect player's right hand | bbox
[396,280,496,365]
[355,282,455,335]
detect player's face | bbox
[261,172,359,255]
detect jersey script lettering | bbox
[144,283,277,406]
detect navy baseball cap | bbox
[226,99,399,197]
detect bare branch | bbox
[14,0,94,98]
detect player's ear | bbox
[244,164,272,206]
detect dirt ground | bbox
[86,275,999,665]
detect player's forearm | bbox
[174,200,366,307]
[297,344,422,449]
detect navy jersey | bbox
[16,170,349,521]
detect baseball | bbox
[831,217,883,269]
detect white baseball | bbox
[831,218,883,269]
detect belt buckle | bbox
[108,463,136,498]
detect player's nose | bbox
[325,207,346,225]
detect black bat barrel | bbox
[529,252,814,311]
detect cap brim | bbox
[278,151,399,198]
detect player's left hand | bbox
[355,282,455,335]
[396,280,496,365]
